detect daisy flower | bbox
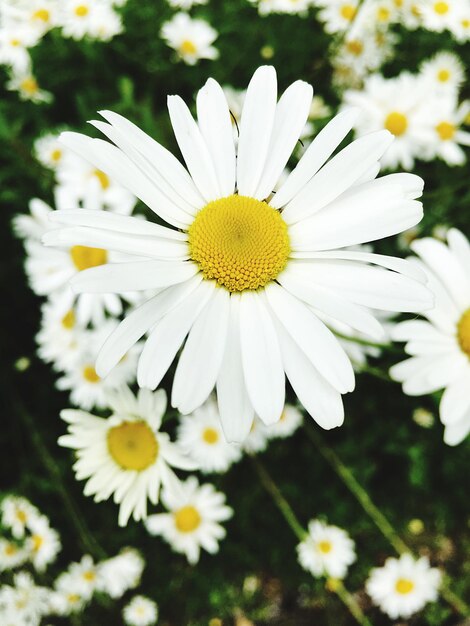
[64,555,98,599]
[450,5,470,41]
[60,0,122,41]
[34,132,69,170]
[0,571,52,625]
[160,13,219,65]
[145,477,233,564]
[25,515,61,572]
[0,26,35,73]
[419,51,466,94]
[266,404,303,439]
[96,548,144,598]
[297,519,356,579]
[52,570,90,614]
[315,0,360,34]
[419,0,460,31]
[123,595,159,626]
[422,98,470,166]
[1,496,40,539]
[44,66,431,443]
[242,417,270,454]
[390,229,470,445]
[6,71,53,103]
[366,553,441,619]
[0,539,29,572]
[59,386,195,525]
[12,198,55,242]
[1,0,60,38]
[177,397,242,473]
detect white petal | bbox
[271,107,360,209]
[196,78,236,197]
[172,286,230,414]
[264,283,355,393]
[447,229,470,292]
[440,372,470,425]
[236,66,277,198]
[255,80,313,200]
[239,290,285,425]
[391,320,450,342]
[216,294,254,443]
[443,414,470,446]
[137,280,216,390]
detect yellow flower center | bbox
[174,505,201,533]
[377,6,391,20]
[340,4,356,19]
[436,121,455,140]
[457,309,470,356]
[83,570,96,581]
[437,68,450,82]
[384,111,408,136]
[5,543,17,556]
[189,195,290,293]
[180,39,197,55]
[434,1,449,14]
[32,8,50,22]
[107,421,159,471]
[21,78,38,94]
[74,4,89,17]
[16,510,27,523]
[82,365,100,383]
[462,18,470,28]
[346,40,363,55]
[318,540,332,554]
[10,39,20,46]
[70,245,107,271]
[32,534,43,551]
[202,427,220,444]
[395,578,415,594]
[61,309,75,329]
[93,169,110,189]
[51,148,62,162]
[67,593,80,604]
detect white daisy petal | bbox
[440,372,470,425]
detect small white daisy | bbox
[6,71,52,103]
[25,515,61,572]
[297,519,356,579]
[123,595,159,626]
[34,132,69,170]
[242,417,270,454]
[423,98,470,166]
[60,0,123,41]
[177,397,242,473]
[1,496,41,539]
[0,539,29,572]
[390,229,470,445]
[0,25,37,72]
[145,477,233,564]
[52,570,90,614]
[0,571,52,625]
[12,198,55,242]
[366,553,441,619]
[316,0,360,33]
[96,548,145,598]
[160,12,219,65]
[0,0,60,37]
[59,386,195,525]
[64,555,98,599]
[419,51,465,94]
[265,404,303,439]
[419,0,459,32]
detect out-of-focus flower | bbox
[123,595,159,626]
[160,13,219,65]
[297,519,356,579]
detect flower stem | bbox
[332,330,399,354]
[251,457,373,626]
[305,425,470,616]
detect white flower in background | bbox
[0,0,60,38]
[25,515,61,572]
[64,555,98,599]
[358,0,399,27]
[343,72,434,169]
[166,0,208,8]
[390,229,470,445]
[13,198,55,242]
[96,548,144,599]
[419,51,465,94]
[1,496,40,539]
[366,553,441,618]
[333,34,391,80]
[0,539,29,572]
[269,0,312,16]
[297,519,356,579]
[398,0,423,29]
[36,298,85,371]
[0,571,52,626]
[0,26,36,72]
[60,0,123,41]
[450,5,470,41]
[123,595,159,626]
[34,132,69,170]
[56,321,140,409]
[419,0,459,31]
[266,404,303,439]
[315,0,360,33]
[6,71,52,103]
[52,570,90,614]
[242,417,270,454]
[177,398,242,473]
[59,386,195,525]
[44,67,431,441]
[145,477,233,564]
[423,98,470,165]
[160,13,219,65]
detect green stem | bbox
[16,400,107,561]
[305,425,470,616]
[332,330,398,353]
[357,364,394,383]
[251,457,373,626]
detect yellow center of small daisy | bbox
[457,309,470,356]
[33,8,50,22]
[180,39,197,55]
[434,1,449,14]
[346,40,363,55]
[318,540,332,554]
[395,578,415,594]
[93,169,110,189]
[51,148,62,162]
[67,594,80,604]
[340,4,356,20]
[436,121,455,140]
[174,505,201,532]
[189,195,290,293]
[384,111,408,136]
[70,245,107,271]
[202,427,220,444]
[32,534,43,551]
[20,77,38,94]
[5,543,17,555]
[107,421,159,471]
[437,69,450,82]
[74,4,89,17]
[16,509,27,523]
[83,570,96,581]
[82,365,100,383]
[10,39,20,46]
[61,310,75,329]
[377,6,391,20]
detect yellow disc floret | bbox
[174,505,201,532]
[180,40,197,55]
[82,365,100,383]
[107,421,159,471]
[318,540,332,554]
[435,121,455,140]
[70,245,107,271]
[457,308,470,357]
[395,578,415,594]
[202,428,219,444]
[189,194,290,293]
[385,111,408,136]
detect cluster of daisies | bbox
[0,495,157,626]
[297,519,441,620]
[0,0,125,103]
